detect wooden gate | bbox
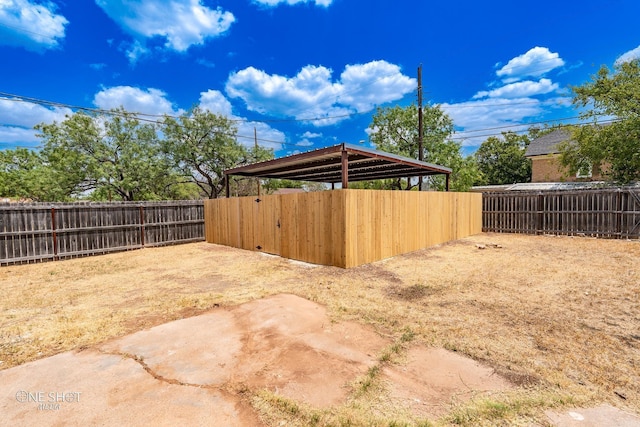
[204,196,282,255]
[254,196,281,255]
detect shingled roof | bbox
[525,129,573,157]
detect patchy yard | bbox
[1,233,639,425]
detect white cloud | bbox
[0,0,68,51]
[95,0,235,58]
[338,61,416,112]
[301,131,321,138]
[199,89,233,116]
[443,47,571,149]
[295,139,314,147]
[0,97,72,146]
[615,44,640,66]
[237,121,286,151]
[124,40,149,63]
[252,0,332,7]
[496,47,565,82]
[0,126,41,146]
[441,98,544,147]
[0,97,71,127]
[196,58,216,68]
[225,60,415,126]
[93,86,182,116]
[473,78,559,99]
[198,90,285,151]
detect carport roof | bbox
[224,143,452,185]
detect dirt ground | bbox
[1,232,639,425]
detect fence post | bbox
[616,189,623,238]
[536,193,544,235]
[50,207,58,260]
[139,205,145,247]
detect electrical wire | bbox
[0,90,617,151]
[0,22,63,44]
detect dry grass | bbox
[1,233,639,425]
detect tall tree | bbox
[368,104,479,191]
[559,59,640,183]
[36,110,176,201]
[0,148,78,201]
[162,108,274,198]
[475,131,532,185]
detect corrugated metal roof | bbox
[225,143,452,183]
[472,181,611,192]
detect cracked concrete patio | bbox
[1,294,515,426]
[2,293,639,426]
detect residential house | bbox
[525,129,603,182]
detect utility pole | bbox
[417,64,424,191]
[254,127,261,196]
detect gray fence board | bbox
[0,201,205,265]
[483,189,640,239]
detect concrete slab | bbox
[1,293,587,426]
[546,404,640,427]
[0,350,260,426]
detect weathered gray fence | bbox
[483,189,640,239]
[0,201,204,265]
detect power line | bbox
[452,115,597,136]
[0,89,618,151]
[0,22,63,44]
[0,91,370,126]
[449,118,621,142]
[0,93,308,149]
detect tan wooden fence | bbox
[0,201,204,264]
[482,188,640,238]
[205,189,482,268]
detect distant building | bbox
[525,129,603,183]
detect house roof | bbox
[525,129,573,157]
[224,143,452,184]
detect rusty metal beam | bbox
[341,147,349,188]
[223,143,452,192]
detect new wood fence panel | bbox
[1,201,205,265]
[342,190,482,268]
[205,190,482,268]
[483,189,640,239]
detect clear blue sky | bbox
[1,0,639,156]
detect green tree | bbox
[367,104,480,191]
[475,131,531,185]
[162,108,274,198]
[559,59,640,184]
[261,179,327,194]
[0,148,75,201]
[36,110,177,201]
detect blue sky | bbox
[1,0,639,156]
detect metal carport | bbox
[223,143,452,197]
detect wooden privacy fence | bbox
[0,201,204,264]
[205,189,482,268]
[482,188,640,239]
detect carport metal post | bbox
[341,148,349,189]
